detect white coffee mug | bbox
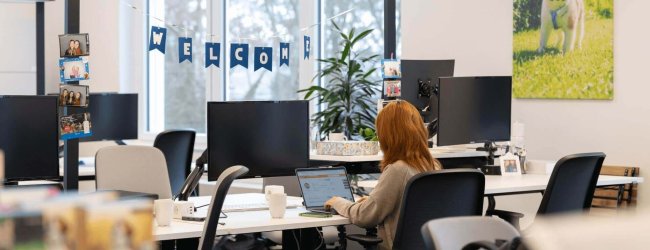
[154,199,173,226]
[328,133,347,141]
[265,185,285,201]
[268,192,287,219]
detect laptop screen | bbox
[296,168,355,208]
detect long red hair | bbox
[376,101,442,172]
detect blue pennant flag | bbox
[304,36,310,59]
[254,47,273,72]
[149,26,167,53]
[205,42,220,68]
[279,43,290,67]
[178,37,193,63]
[230,43,249,69]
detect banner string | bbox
[120,0,354,41]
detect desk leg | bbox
[487,195,496,211]
[159,238,198,250]
[337,225,347,250]
[282,228,324,250]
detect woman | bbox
[325,101,442,250]
[64,40,76,56]
[60,89,69,106]
[74,40,83,55]
[73,92,82,106]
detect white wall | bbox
[0,3,36,94]
[402,0,650,224]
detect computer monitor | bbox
[70,93,138,142]
[207,101,309,180]
[437,76,512,147]
[395,60,455,123]
[0,96,59,182]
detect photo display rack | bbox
[62,0,81,191]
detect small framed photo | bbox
[384,80,402,97]
[60,113,93,140]
[59,33,90,57]
[59,85,89,107]
[500,153,522,176]
[382,59,401,79]
[59,57,90,82]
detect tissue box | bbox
[526,160,556,174]
[316,141,380,156]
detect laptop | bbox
[295,167,355,214]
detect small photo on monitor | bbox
[59,84,89,107]
[59,57,90,82]
[384,80,402,97]
[59,33,90,57]
[382,59,401,79]
[60,112,93,140]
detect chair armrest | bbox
[346,234,383,246]
[486,209,524,229]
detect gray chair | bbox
[198,165,249,250]
[421,216,520,250]
[153,130,196,197]
[95,145,172,199]
[347,169,485,250]
[487,152,606,229]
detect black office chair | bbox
[198,165,249,250]
[487,152,606,229]
[153,130,196,196]
[347,169,486,250]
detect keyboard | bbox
[220,193,303,212]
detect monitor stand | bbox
[115,140,127,146]
[476,142,498,165]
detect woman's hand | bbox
[324,196,340,210]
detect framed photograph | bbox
[384,80,402,98]
[60,113,92,140]
[500,153,522,176]
[59,85,89,107]
[59,33,90,57]
[59,57,90,82]
[382,59,401,79]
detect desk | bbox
[154,195,350,249]
[310,148,487,162]
[358,174,644,210]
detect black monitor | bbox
[0,96,59,182]
[70,93,138,142]
[394,60,455,123]
[207,101,309,180]
[437,76,512,147]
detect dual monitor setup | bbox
[0,93,138,183]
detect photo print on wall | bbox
[513,0,613,99]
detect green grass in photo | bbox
[513,17,613,99]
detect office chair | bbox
[421,216,520,250]
[347,169,485,250]
[487,152,606,229]
[95,146,172,199]
[153,130,196,197]
[198,165,249,250]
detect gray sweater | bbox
[331,161,419,250]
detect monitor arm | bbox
[476,142,498,165]
[175,149,208,201]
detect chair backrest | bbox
[393,169,485,250]
[95,146,172,199]
[198,165,249,250]
[538,152,606,215]
[153,130,196,196]
[421,216,520,250]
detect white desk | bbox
[154,195,350,241]
[357,174,644,195]
[310,148,487,162]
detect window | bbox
[145,0,398,136]
[148,0,210,133]
[225,0,300,101]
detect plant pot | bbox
[315,141,380,156]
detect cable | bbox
[313,227,324,250]
[292,230,301,250]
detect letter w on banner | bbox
[149,26,167,53]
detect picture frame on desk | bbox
[500,153,522,176]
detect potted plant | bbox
[299,21,381,141]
